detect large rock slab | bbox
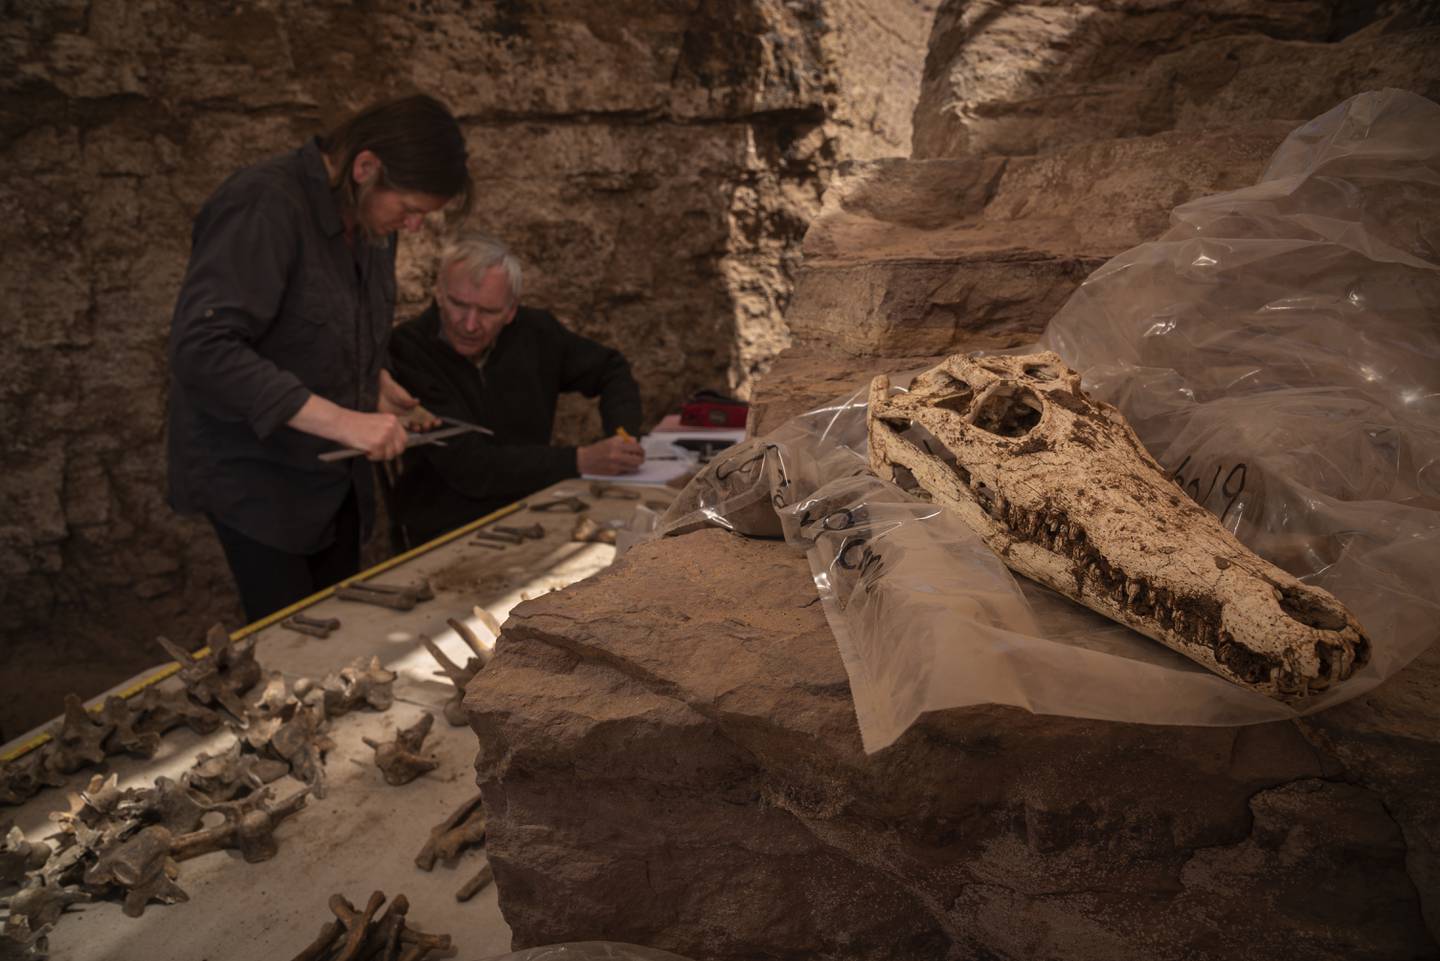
[469,530,1439,960]
[785,122,1291,357]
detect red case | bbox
[680,398,749,428]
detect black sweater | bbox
[387,302,642,546]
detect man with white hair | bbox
[387,231,644,547]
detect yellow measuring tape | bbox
[1,500,525,764]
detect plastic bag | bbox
[659,89,1440,752]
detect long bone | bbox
[866,351,1369,701]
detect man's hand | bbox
[577,435,645,476]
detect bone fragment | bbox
[866,351,1370,701]
[75,773,132,821]
[0,752,66,807]
[422,622,491,726]
[292,890,449,961]
[362,714,439,786]
[529,495,588,513]
[0,918,52,959]
[98,695,161,759]
[118,777,210,835]
[571,515,617,544]
[474,529,524,545]
[131,686,222,737]
[354,579,433,601]
[415,792,486,871]
[82,825,186,918]
[472,606,503,638]
[44,695,112,775]
[370,894,409,961]
[267,701,333,798]
[330,890,387,961]
[170,787,308,863]
[155,624,261,720]
[292,613,341,631]
[41,787,125,886]
[184,741,288,803]
[589,481,640,500]
[0,822,50,886]
[290,919,345,961]
[245,672,294,718]
[317,657,397,716]
[455,861,494,902]
[1,876,89,943]
[494,523,545,540]
[282,617,334,639]
[334,585,416,611]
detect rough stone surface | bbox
[911,1,1440,159]
[469,530,1439,959]
[746,344,949,436]
[784,122,1292,358]
[0,0,935,737]
[467,2,1440,956]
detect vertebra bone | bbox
[867,351,1368,701]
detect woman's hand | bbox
[289,394,409,460]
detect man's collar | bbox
[301,137,345,238]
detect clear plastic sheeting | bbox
[1039,89,1440,695]
[658,89,1440,753]
[478,944,695,961]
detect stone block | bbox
[912,0,1440,158]
[469,530,1438,959]
[786,122,1291,357]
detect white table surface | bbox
[2,480,676,961]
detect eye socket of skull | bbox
[933,390,974,415]
[912,371,976,415]
[970,385,1044,438]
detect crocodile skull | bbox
[866,351,1369,701]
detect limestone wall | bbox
[911,0,1440,159]
[757,0,1439,413]
[0,0,934,736]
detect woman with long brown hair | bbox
[167,94,471,622]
